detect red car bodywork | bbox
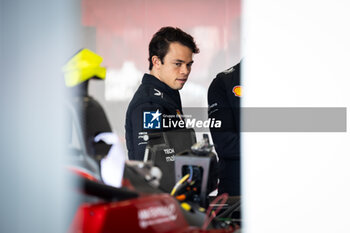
[69,192,234,233]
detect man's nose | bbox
[180,64,190,75]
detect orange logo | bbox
[233,85,242,97]
[176,109,183,120]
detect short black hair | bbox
[148,26,199,70]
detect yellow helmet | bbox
[62,49,106,87]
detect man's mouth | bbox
[176,78,187,84]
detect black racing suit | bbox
[125,73,183,161]
[208,63,241,196]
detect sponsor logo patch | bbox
[233,85,242,97]
[138,203,177,228]
[154,88,163,98]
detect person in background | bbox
[208,62,241,196]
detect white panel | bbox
[242,0,350,232]
[0,1,79,232]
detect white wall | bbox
[0,1,80,232]
[243,0,350,232]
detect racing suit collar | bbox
[142,73,179,96]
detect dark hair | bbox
[148,26,200,70]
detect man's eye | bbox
[175,63,181,67]
[187,63,193,68]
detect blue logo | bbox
[143,110,162,129]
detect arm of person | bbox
[208,77,240,160]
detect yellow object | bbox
[62,48,106,87]
[181,202,192,212]
[170,174,189,196]
[233,85,242,97]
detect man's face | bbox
[156,42,194,90]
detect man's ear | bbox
[152,56,161,69]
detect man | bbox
[125,27,199,161]
[208,62,241,196]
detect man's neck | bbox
[150,70,160,80]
